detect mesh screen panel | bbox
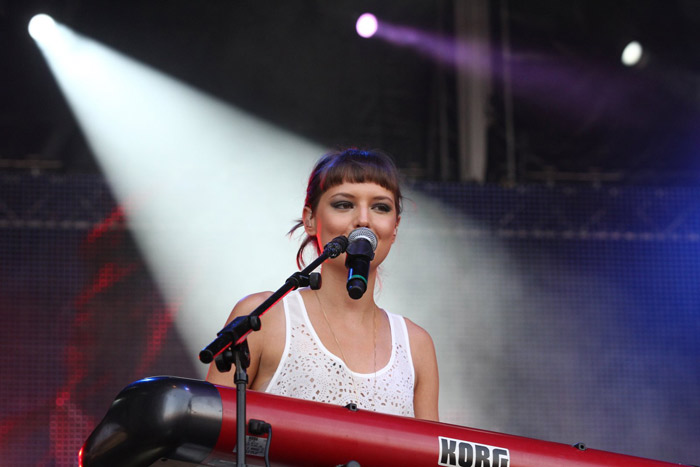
[1,174,697,465]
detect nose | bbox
[354,205,370,228]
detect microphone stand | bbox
[199,236,348,467]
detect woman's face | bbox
[304,181,400,269]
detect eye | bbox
[331,201,353,210]
[373,203,393,213]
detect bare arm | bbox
[206,291,276,388]
[406,318,440,421]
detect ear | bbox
[303,206,316,235]
[392,215,401,243]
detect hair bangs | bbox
[320,157,396,194]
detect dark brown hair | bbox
[290,148,403,268]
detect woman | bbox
[207,148,439,421]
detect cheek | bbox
[375,221,398,254]
[377,217,398,238]
[313,220,343,248]
[316,214,348,236]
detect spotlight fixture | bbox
[621,41,643,67]
[28,14,58,43]
[356,13,378,39]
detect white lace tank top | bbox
[264,288,415,417]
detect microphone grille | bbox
[348,227,378,251]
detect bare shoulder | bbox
[403,317,436,350]
[403,317,438,375]
[226,291,277,323]
[226,290,287,338]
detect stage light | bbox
[30,18,322,364]
[28,14,58,43]
[356,13,378,39]
[621,41,643,67]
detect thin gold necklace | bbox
[314,290,377,410]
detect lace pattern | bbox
[265,289,415,417]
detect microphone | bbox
[345,227,378,299]
[323,235,349,259]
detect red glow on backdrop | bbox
[0,200,190,465]
[50,207,180,464]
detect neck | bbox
[314,261,378,319]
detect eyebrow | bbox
[330,192,394,202]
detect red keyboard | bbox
[81,376,685,467]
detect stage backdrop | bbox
[1,173,698,466]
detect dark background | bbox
[3,0,700,183]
